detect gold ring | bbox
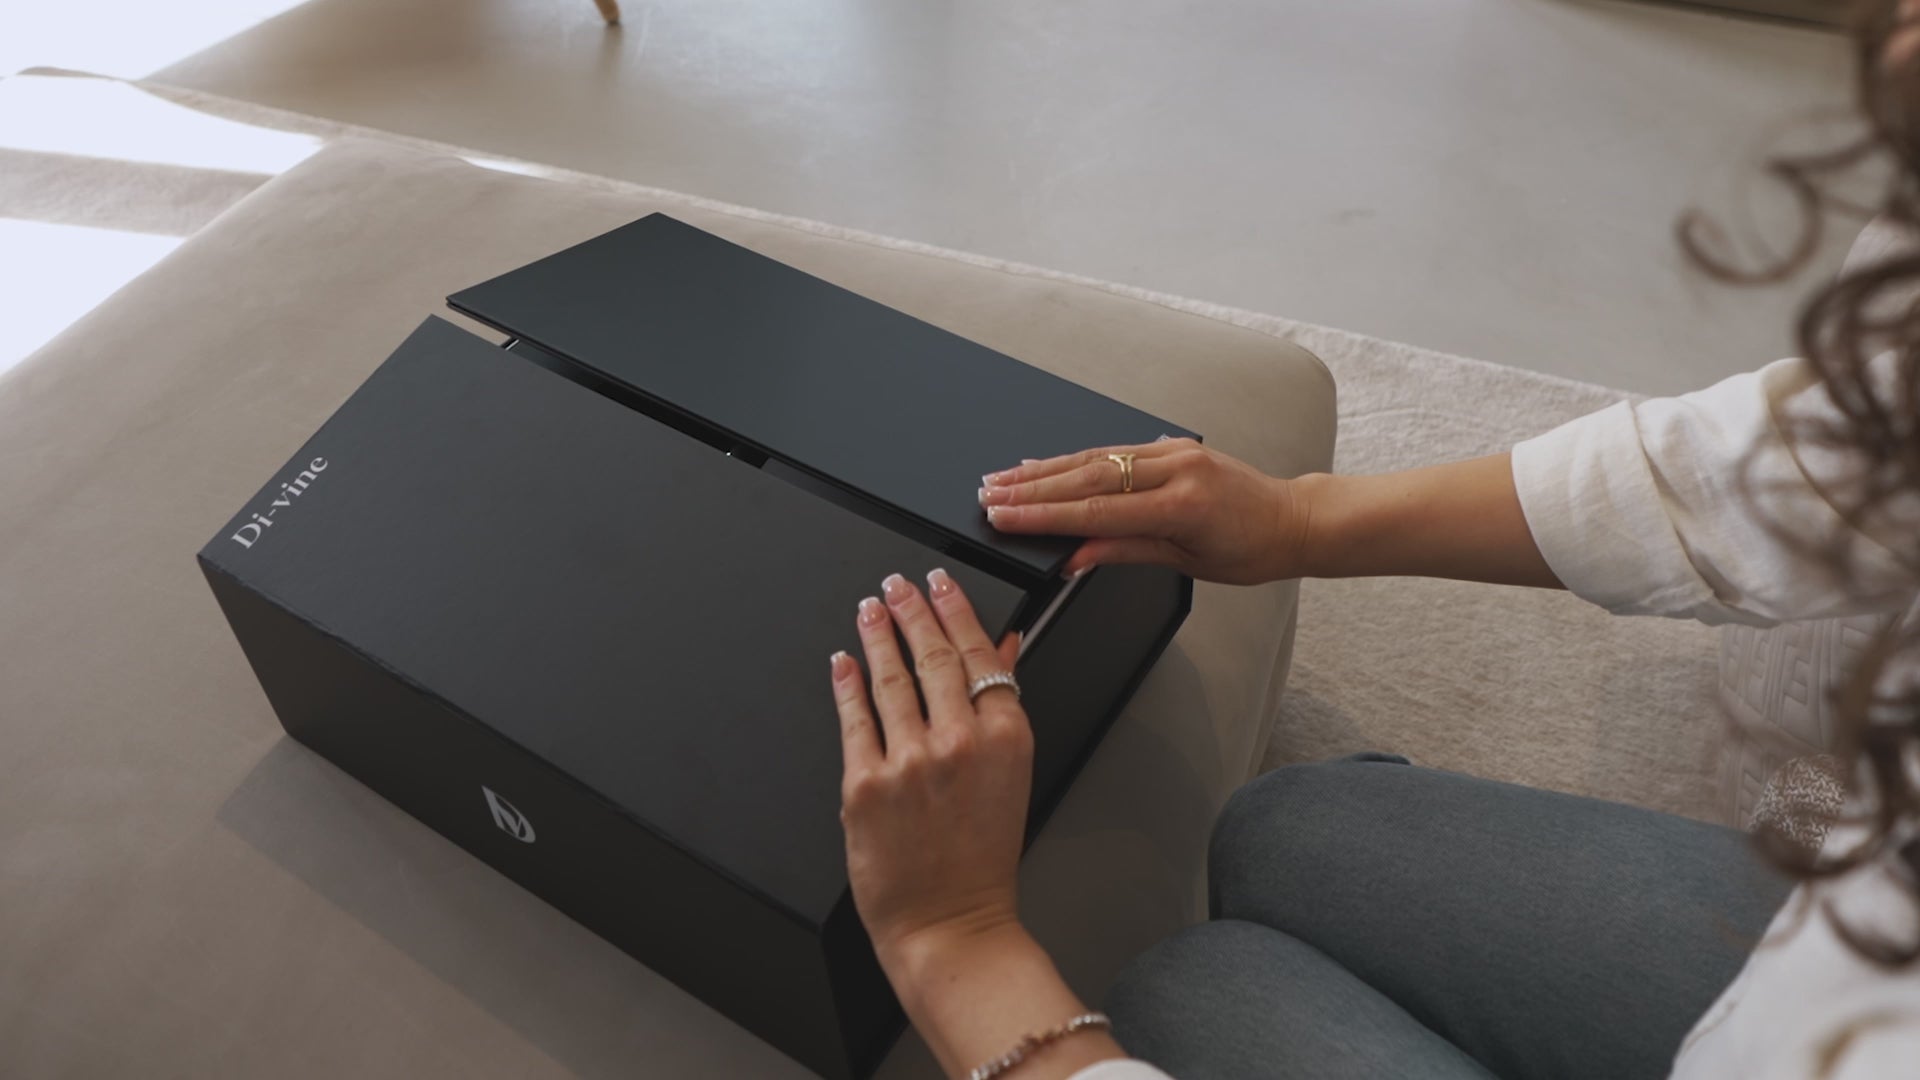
[1107,452,1136,494]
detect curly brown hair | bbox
[1678,0,1920,968]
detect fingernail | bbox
[858,597,886,625]
[1067,565,1091,581]
[881,573,911,603]
[829,650,851,676]
[1021,458,1040,465]
[984,468,1017,486]
[927,567,955,598]
[978,485,1011,507]
[986,505,1007,526]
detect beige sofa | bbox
[0,135,1335,1077]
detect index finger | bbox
[985,487,1177,538]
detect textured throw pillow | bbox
[1717,617,1885,828]
[1748,755,1846,853]
[1715,217,1913,832]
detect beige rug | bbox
[0,70,1725,823]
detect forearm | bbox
[885,923,1125,1080]
[1295,452,1562,588]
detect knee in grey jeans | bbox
[1108,755,1789,1080]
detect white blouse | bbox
[1070,355,1920,1080]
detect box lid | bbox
[200,316,1024,926]
[447,214,1195,583]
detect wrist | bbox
[876,916,1126,1080]
[1289,471,1344,579]
[879,914,1035,1013]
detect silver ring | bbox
[967,670,1021,702]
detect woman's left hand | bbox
[829,569,1128,1080]
[830,568,1029,971]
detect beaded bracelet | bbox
[967,1012,1113,1080]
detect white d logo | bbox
[482,786,536,843]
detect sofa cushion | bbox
[0,139,1334,1077]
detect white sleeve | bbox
[1750,1019,1920,1080]
[1067,1061,1176,1080]
[1815,1023,1920,1080]
[1511,355,1919,627]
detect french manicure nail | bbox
[858,597,886,625]
[986,505,1006,526]
[881,573,910,602]
[1021,458,1040,465]
[984,469,1017,486]
[927,567,955,598]
[829,650,850,674]
[978,486,1011,507]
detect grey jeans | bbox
[1105,754,1792,1080]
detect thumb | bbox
[1064,537,1186,577]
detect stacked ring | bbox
[967,670,1021,702]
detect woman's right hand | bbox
[979,438,1310,584]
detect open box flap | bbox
[449,214,1196,586]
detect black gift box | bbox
[199,216,1193,1079]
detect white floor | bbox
[10,0,1859,394]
